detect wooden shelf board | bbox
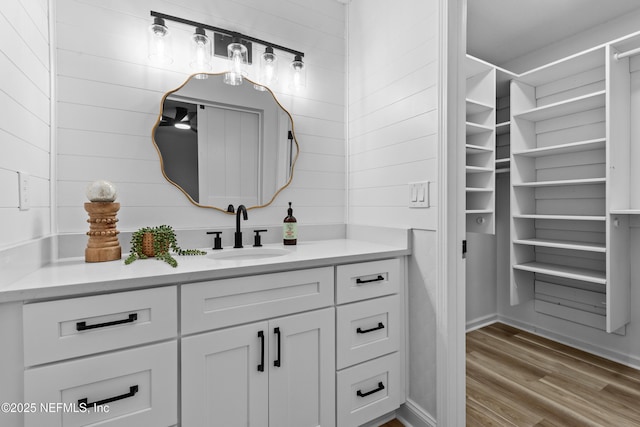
[466,144,493,154]
[513,261,606,285]
[513,238,606,253]
[513,177,605,187]
[466,122,494,135]
[512,138,606,158]
[466,166,493,174]
[513,91,605,122]
[466,98,494,115]
[513,214,606,221]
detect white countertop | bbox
[0,239,410,303]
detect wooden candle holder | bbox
[84,202,121,262]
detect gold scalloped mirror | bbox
[152,73,299,213]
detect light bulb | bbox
[190,27,211,75]
[224,39,248,86]
[290,55,306,91]
[148,17,173,65]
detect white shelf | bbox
[513,262,606,285]
[610,209,640,214]
[513,238,606,253]
[466,98,493,115]
[513,91,605,122]
[466,122,494,135]
[466,187,493,193]
[466,144,493,154]
[496,168,510,174]
[466,209,493,214]
[496,121,510,135]
[466,166,493,174]
[512,138,606,158]
[513,177,605,188]
[513,214,606,221]
[495,158,510,167]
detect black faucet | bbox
[234,204,248,248]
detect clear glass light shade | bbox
[148,18,173,65]
[254,47,278,91]
[224,40,248,86]
[190,27,212,76]
[290,55,306,91]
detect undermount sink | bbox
[207,247,291,261]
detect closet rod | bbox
[614,46,640,60]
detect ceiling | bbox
[467,0,640,67]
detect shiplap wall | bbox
[55,0,345,233]
[0,0,50,249]
[347,0,438,230]
[347,0,440,419]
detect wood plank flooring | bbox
[467,323,640,426]
[378,420,404,427]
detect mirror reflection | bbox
[152,73,298,212]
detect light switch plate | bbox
[18,171,30,211]
[408,181,429,208]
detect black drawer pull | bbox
[258,330,265,372]
[274,327,282,367]
[78,385,139,409]
[357,322,385,334]
[76,313,138,331]
[356,275,384,284]
[357,382,385,398]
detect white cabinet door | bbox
[269,308,335,427]
[181,322,269,427]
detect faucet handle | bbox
[253,229,268,247]
[206,231,223,250]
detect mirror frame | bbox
[151,72,300,214]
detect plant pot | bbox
[141,232,169,257]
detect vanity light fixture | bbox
[148,17,173,65]
[254,46,278,91]
[149,11,305,89]
[290,54,306,91]
[190,27,212,78]
[223,37,248,86]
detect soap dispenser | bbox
[283,202,297,245]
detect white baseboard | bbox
[499,315,640,371]
[465,313,499,332]
[396,398,436,427]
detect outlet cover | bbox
[18,172,30,211]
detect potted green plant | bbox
[124,225,206,267]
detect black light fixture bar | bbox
[150,11,305,58]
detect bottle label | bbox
[283,223,297,240]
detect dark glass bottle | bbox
[283,202,297,245]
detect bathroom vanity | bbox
[0,238,409,427]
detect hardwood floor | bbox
[467,323,640,426]
[378,420,404,427]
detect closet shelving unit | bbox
[465,56,496,234]
[509,44,631,333]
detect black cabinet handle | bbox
[356,275,384,284]
[258,331,265,372]
[78,385,139,409]
[274,327,281,367]
[357,322,385,334]
[76,313,137,331]
[356,382,385,398]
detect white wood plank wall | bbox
[55,0,345,232]
[0,0,51,249]
[347,0,439,230]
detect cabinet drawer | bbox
[23,286,177,366]
[181,267,334,334]
[336,259,400,304]
[336,295,400,369]
[24,341,177,427]
[336,352,401,427]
